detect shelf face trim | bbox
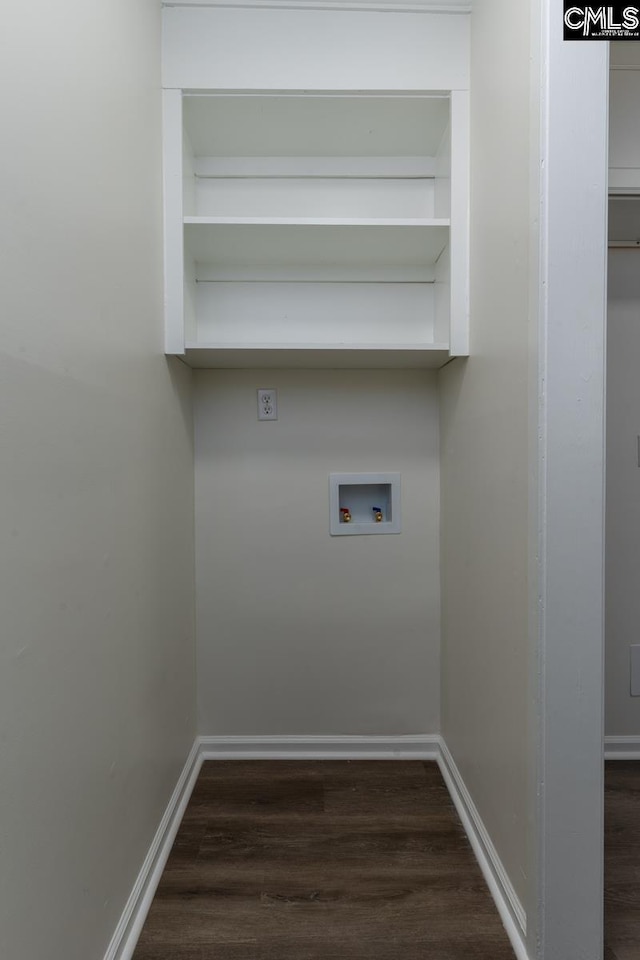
[164,2,471,13]
[185,341,451,349]
[182,343,452,369]
[184,216,450,226]
[192,156,438,179]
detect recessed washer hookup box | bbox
[329,473,401,536]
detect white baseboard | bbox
[605,735,640,759]
[106,733,529,960]
[199,733,440,760]
[436,740,529,960]
[103,739,203,960]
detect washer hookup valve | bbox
[372,507,383,523]
[340,507,352,523]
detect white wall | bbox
[0,4,196,960]
[439,0,531,915]
[442,3,608,956]
[194,369,440,735]
[163,5,469,91]
[607,249,640,736]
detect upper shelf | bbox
[185,174,445,220]
[183,221,450,275]
[181,94,452,220]
[183,94,450,160]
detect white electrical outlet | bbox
[257,388,278,421]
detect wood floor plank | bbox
[605,760,640,960]
[322,760,452,817]
[194,816,471,868]
[185,776,325,819]
[133,760,515,960]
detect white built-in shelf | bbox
[184,217,450,226]
[183,343,452,369]
[183,221,450,273]
[163,91,469,366]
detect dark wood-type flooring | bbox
[133,760,515,960]
[605,760,640,960]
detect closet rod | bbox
[608,241,640,248]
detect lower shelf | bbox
[181,343,453,369]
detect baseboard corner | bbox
[103,738,202,960]
[436,738,529,960]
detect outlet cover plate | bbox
[257,388,278,421]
